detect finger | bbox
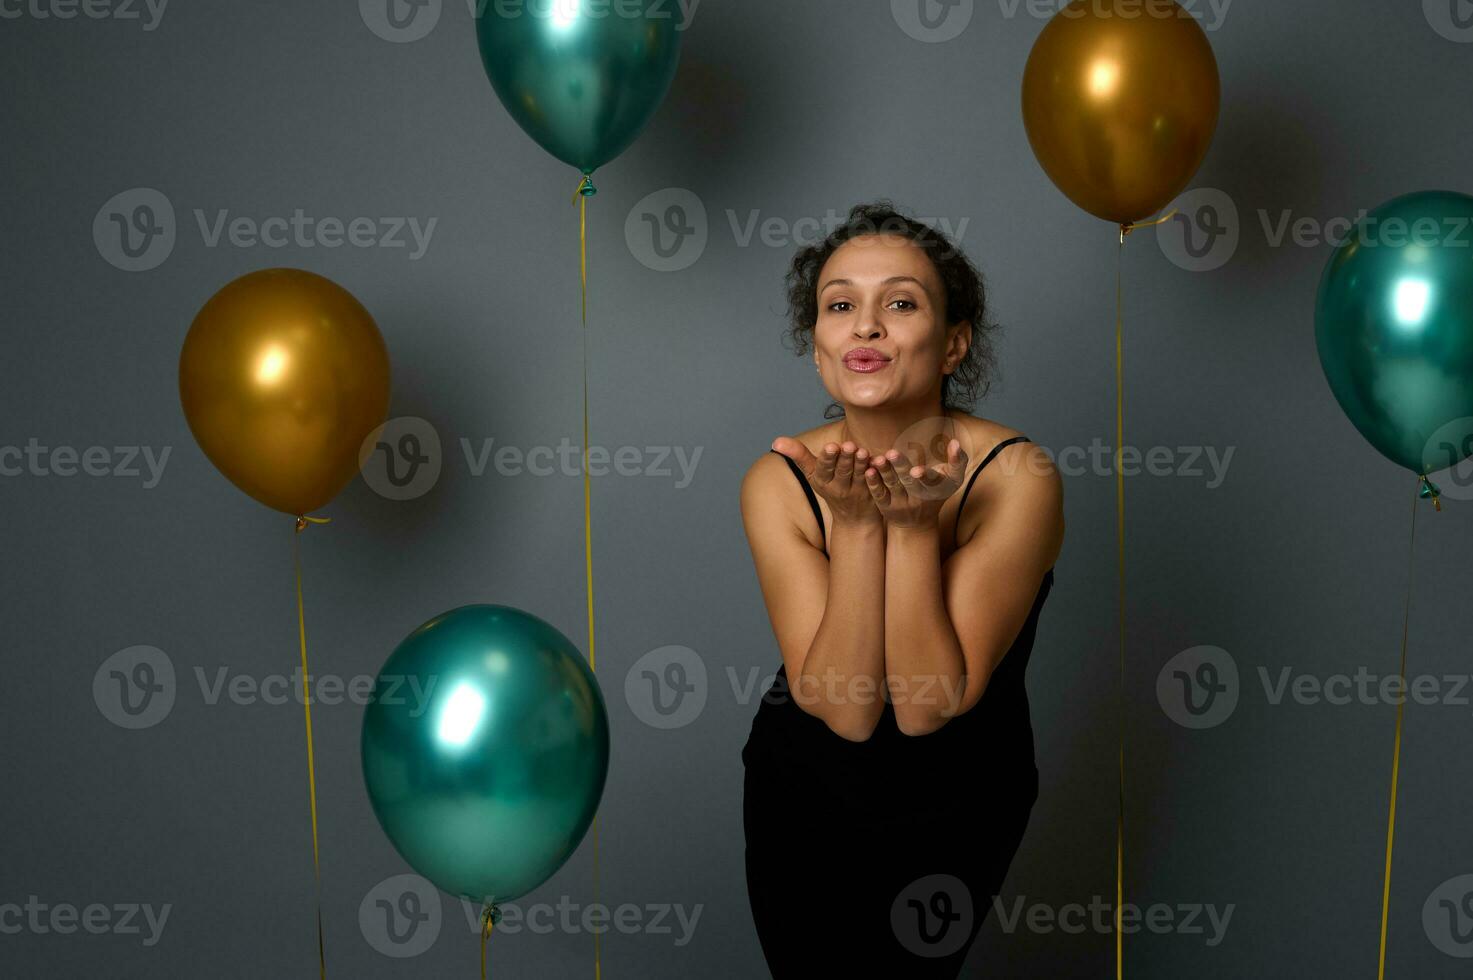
[946,439,967,485]
[876,453,905,491]
[814,442,839,484]
[895,461,925,495]
[864,465,888,504]
[916,464,950,491]
[833,441,857,485]
[884,450,921,494]
[771,436,818,479]
[852,447,872,490]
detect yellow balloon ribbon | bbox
[1110,207,1173,979]
[480,904,499,979]
[1113,225,1127,980]
[292,515,330,979]
[1377,484,1428,978]
[571,171,603,980]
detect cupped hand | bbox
[771,436,882,526]
[864,438,969,529]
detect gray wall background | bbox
[4,0,1473,976]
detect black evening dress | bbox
[742,435,1054,978]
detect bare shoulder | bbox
[951,412,1063,545]
[739,446,790,505]
[740,421,842,548]
[951,413,1056,481]
[738,419,842,504]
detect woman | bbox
[739,202,1064,977]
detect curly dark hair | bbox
[782,200,999,419]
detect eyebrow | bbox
[819,275,927,293]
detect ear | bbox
[944,321,972,373]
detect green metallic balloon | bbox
[361,605,610,904]
[474,0,683,175]
[1315,190,1473,476]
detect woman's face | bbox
[813,233,969,412]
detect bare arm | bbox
[740,442,888,741]
[870,440,1063,735]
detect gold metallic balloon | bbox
[179,268,391,517]
[1021,0,1220,224]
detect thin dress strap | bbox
[770,449,826,555]
[953,435,1031,540]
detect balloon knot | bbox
[295,515,332,533]
[1120,206,1180,243]
[1419,475,1442,511]
[482,902,502,929]
[573,172,597,200]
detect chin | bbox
[839,380,895,402]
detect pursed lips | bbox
[842,348,892,372]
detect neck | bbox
[837,394,951,461]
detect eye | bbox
[827,301,854,313]
[888,298,917,311]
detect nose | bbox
[853,302,886,340]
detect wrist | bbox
[832,512,885,534]
[886,518,940,537]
